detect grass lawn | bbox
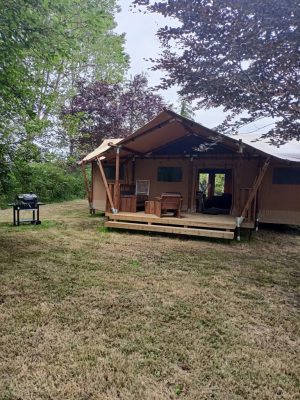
[0,200,299,399]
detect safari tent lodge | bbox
[80,110,300,240]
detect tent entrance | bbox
[196,169,233,215]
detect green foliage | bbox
[215,174,225,196]
[178,97,194,120]
[0,161,86,208]
[0,0,128,204]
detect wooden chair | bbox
[135,180,150,211]
[154,193,183,218]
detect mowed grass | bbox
[0,200,299,400]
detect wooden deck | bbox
[105,212,238,240]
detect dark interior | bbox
[197,169,233,215]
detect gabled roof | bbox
[80,109,300,164]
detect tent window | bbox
[103,164,125,180]
[157,167,182,182]
[273,168,300,185]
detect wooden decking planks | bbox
[105,221,235,239]
[105,212,237,230]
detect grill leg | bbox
[13,207,16,226]
[17,208,20,226]
[32,210,36,224]
[36,206,41,224]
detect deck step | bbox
[105,221,235,240]
[106,213,237,230]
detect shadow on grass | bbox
[258,223,300,235]
[90,211,105,218]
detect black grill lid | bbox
[16,193,38,202]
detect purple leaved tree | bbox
[61,74,167,158]
[133,0,300,145]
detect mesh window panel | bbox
[273,168,300,184]
[157,167,182,182]
[103,164,125,180]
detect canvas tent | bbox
[80,110,300,240]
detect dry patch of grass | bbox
[0,200,299,399]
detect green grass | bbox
[0,200,299,399]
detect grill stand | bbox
[10,203,44,226]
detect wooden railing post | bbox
[97,158,116,213]
[114,146,121,212]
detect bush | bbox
[0,162,87,208]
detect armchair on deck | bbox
[154,192,183,218]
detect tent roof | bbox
[80,110,300,164]
[235,132,300,163]
[80,138,122,164]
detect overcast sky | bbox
[115,0,227,127]
[115,0,299,155]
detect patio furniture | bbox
[120,195,137,212]
[136,180,150,211]
[145,200,156,214]
[154,192,182,218]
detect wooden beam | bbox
[106,212,236,229]
[131,156,136,184]
[241,158,270,219]
[105,221,234,239]
[114,147,120,211]
[187,158,194,211]
[81,162,92,208]
[96,158,115,212]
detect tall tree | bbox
[0,0,128,194]
[61,74,167,158]
[34,0,129,126]
[133,0,300,145]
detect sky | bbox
[115,0,227,127]
[115,0,299,156]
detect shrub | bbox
[0,162,87,208]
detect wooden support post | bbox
[114,146,121,212]
[235,154,242,214]
[97,158,115,212]
[241,158,270,219]
[131,156,136,185]
[187,158,194,212]
[190,166,197,213]
[81,162,92,210]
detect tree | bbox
[61,74,167,157]
[133,0,300,145]
[33,0,129,127]
[178,97,195,120]
[0,0,128,198]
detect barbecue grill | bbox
[9,193,44,226]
